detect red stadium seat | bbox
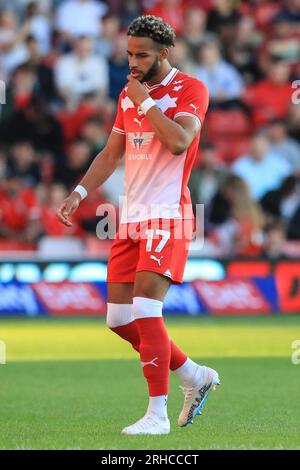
[205,109,251,141]
[0,240,36,251]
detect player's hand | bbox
[126,74,149,105]
[56,192,81,227]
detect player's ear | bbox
[159,47,169,62]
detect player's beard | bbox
[140,57,160,83]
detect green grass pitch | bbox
[0,315,300,450]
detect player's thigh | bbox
[133,271,171,301]
[107,224,139,286]
[107,282,134,303]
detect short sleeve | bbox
[174,79,209,129]
[112,91,126,135]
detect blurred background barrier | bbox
[1,258,299,315]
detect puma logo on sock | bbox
[141,357,159,368]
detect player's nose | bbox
[129,57,138,68]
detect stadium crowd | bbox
[0,0,300,258]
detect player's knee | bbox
[106,303,133,328]
[133,279,158,300]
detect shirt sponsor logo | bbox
[128,154,152,160]
[128,132,154,150]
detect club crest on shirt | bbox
[128,132,154,150]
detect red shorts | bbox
[107,218,193,284]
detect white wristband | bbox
[140,97,156,114]
[74,185,88,200]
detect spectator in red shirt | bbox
[39,182,114,238]
[74,188,113,236]
[144,0,185,34]
[8,63,36,111]
[38,183,79,236]
[243,57,293,127]
[0,174,39,242]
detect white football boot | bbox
[121,414,170,435]
[178,366,220,427]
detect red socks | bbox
[111,322,187,370]
[135,317,171,396]
[169,340,188,371]
[109,297,188,396]
[111,323,140,353]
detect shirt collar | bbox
[145,67,178,89]
[160,67,178,86]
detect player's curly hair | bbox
[127,15,176,48]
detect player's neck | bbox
[145,62,173,87]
